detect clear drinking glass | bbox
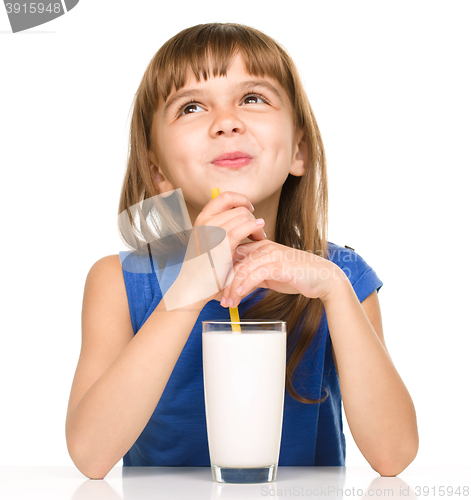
[202,320,286,484]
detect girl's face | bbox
[148,53,306,221]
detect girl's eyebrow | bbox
[163,80,283,117]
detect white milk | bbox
[202,330,286,468]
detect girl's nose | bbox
[209,111,246,137]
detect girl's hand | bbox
[220,240,348,308]
[194,190,267,257]
[163,191,267,310]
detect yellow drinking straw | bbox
[211,188,242,333]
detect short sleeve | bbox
[327,242,383,303]
[119,250,159,335]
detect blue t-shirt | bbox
[118,241,383,466]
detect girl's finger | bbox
[226,217,266,249]
[235,240,272,262]
[222,260,254,304]
[197,205,251,229]
[237,239,272,252]
[222,260,284,308]
[222,256,270,302]
[198,205,263,245]
[204,191,254,217]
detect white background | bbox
[1,0,470,469]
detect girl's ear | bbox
[149,163,175,195]
[289,129,307,177]
[148,151,175,195]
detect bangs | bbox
[151,23,294,104]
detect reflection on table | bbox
[0,466,469,500]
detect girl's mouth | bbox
[212,157,252,168]
[211,151,253,169]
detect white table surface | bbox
[0,466,469,499]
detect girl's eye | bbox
[241,93,267,106]
[177,92,268,117]
[179,102,204,116]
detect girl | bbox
[66,22,418,479]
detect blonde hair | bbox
[118,22,329,404]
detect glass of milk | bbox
[202,320,286,483]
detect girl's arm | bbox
[322,280,419,477]
[66,255,204,479]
